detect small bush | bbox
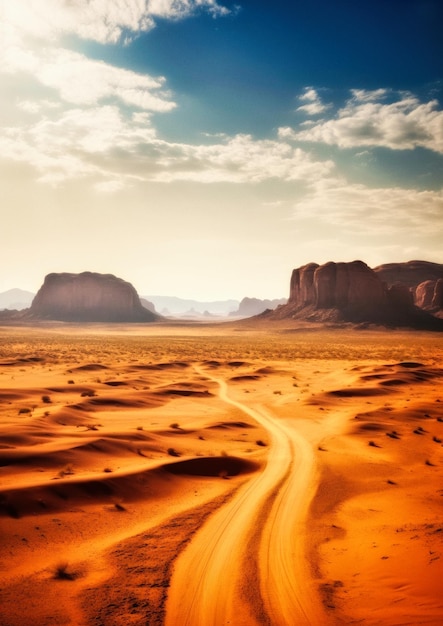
[53,562,78,581]
[42,395,52,404]
[368,440,380,448]
[167,447,180,457]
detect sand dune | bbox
[0,325,442,625]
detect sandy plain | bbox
[0,322,442,626]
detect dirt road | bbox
[165,365,326,626]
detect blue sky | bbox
[1,0,442,299]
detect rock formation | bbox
[415,279,443,317]
[268,260,443,328]
[30,272,158,322]
[374,260,443,317]
[374,260,443,289]
[230,297,287,317]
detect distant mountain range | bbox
[0,289,284,318]
[141,295,240,317]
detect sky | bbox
[1,0,443,300]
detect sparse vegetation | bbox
[42,395,51,403]
[53,562,79,581]
[369,440,380,448]
[167,447,180,457]
[386,431,400,439]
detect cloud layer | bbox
[284,89,443,153]
[1,2,442,285]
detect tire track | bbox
[165,365,325,625]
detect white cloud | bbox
[296,87,331,116]
[36,48,176,111]
[0,0,229,112]
[152,134,335,183]
[0,0,231,46]
[299,88,319,102]
[350,88,389,102]
[0,106,335,187]
[297,101,328,116]
[287,91,443,153]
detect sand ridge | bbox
[0,325,443,624]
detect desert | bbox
[1,322,442,625]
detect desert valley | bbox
[1,261,443,625]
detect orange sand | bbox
[0,324,442,625]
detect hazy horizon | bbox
[2,1,442,300]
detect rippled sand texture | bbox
[1,325,442,625]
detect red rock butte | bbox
[268,260,443,328]
[30,272,158,322]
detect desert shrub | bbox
[18,408,31,415]
[53,562,78,581]
[170,423,181,430]
[167,447,180,457]
[256,440,267,447]
[42,395,51,404]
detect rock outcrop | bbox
[30,272,158,322]
[268,260,443,328]
[374,260,443,318]
[415,279,443,317]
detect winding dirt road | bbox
[165,365,327,626]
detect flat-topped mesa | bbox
[30,272,158,322]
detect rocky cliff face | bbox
[289,261,388,319]
[30,272,158,322]
[270,260,442,328]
